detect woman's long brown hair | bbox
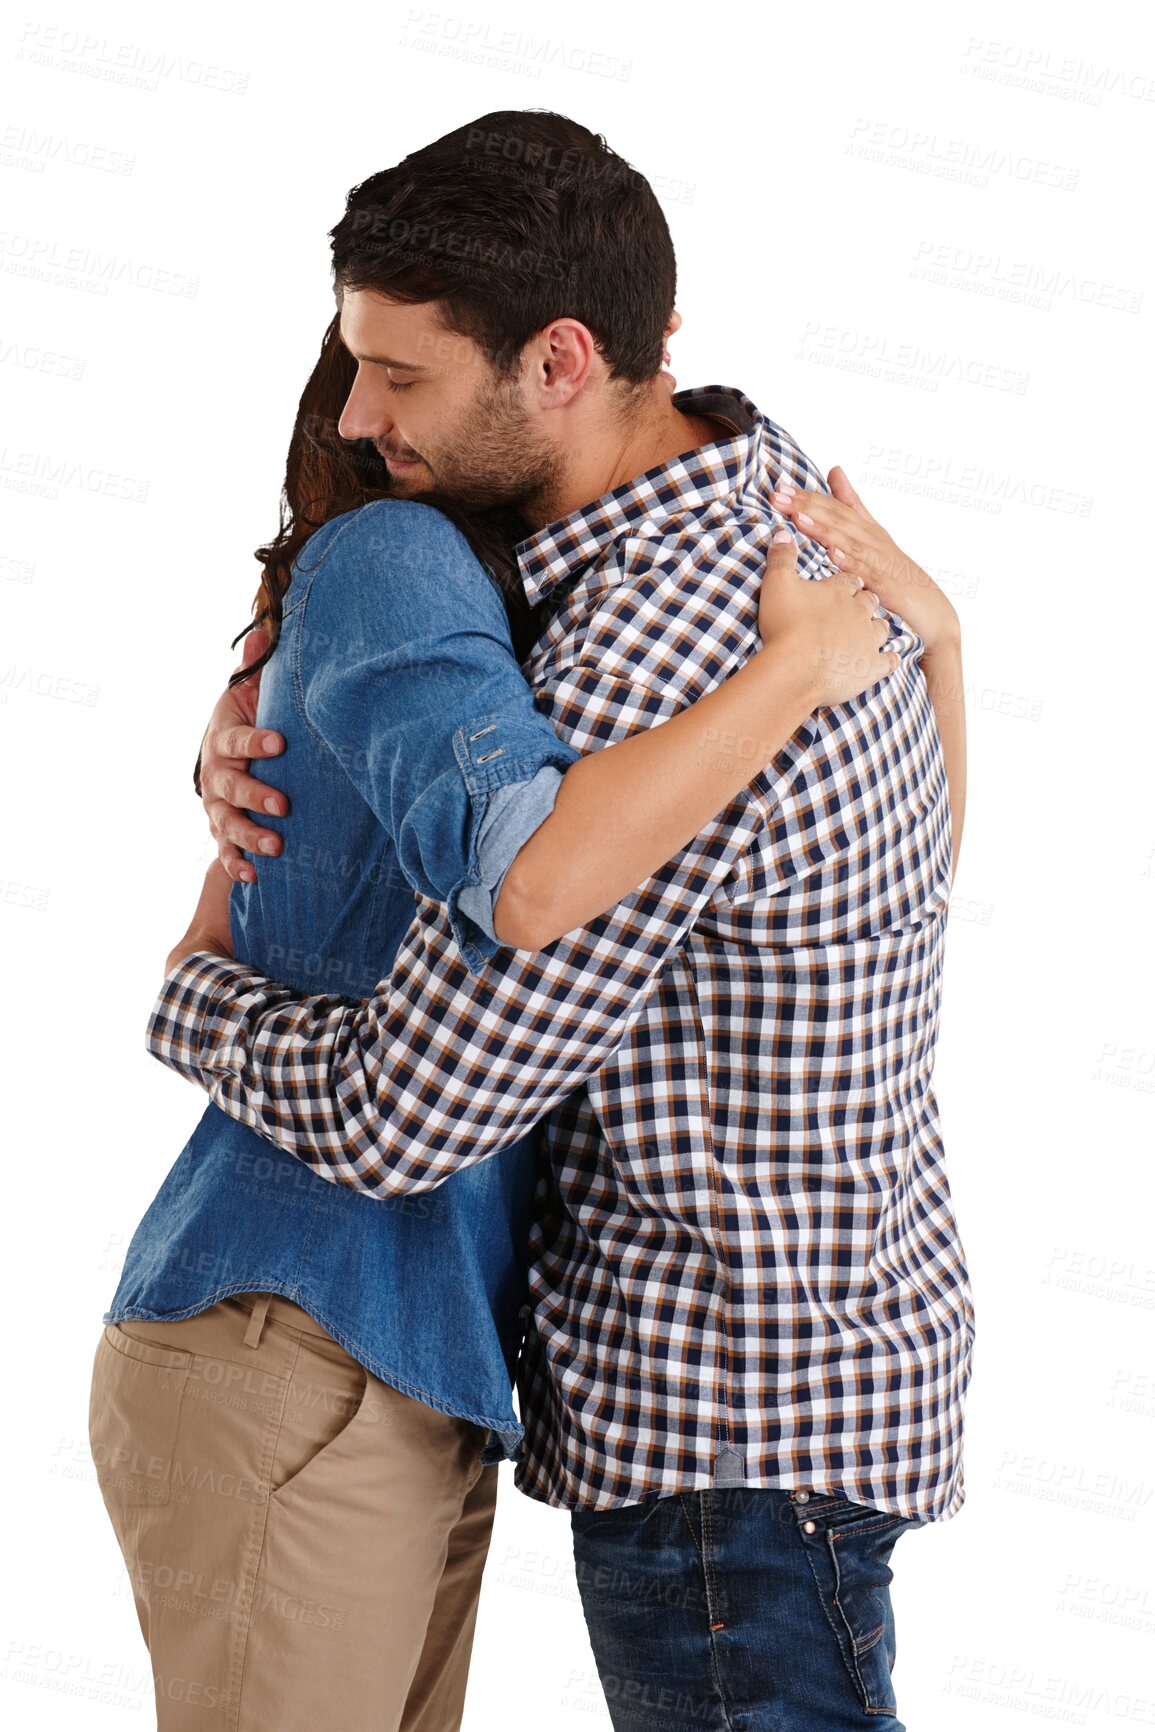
[193,313,549,793]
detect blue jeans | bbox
[570,1486,925,1730]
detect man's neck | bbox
[518,385,733,532]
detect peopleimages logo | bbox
[846,117,1079,190]
[911,238,1143,314]
[397,11,632,81]
[959,36,1155,106]
[14,22,250,95]
[348,211,571,283]
[0,121,135,176]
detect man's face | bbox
[336,287,562,511]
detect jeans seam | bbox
[677,1492,704,1564]
[699,1494,740,1731]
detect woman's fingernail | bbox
[776,478,797,495]
[770,491,791,509]
[832,548,848,562]
[771,527,794,544]
[261,734,280,752]
[797,512,816,528]
[258,838,278,855]
[263,797,280,814]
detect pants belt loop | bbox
[243,1294,273,1350]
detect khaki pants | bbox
[88,1291,498,1731]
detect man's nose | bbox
[338,379,394,441]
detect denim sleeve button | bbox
[803,1519,817,1533]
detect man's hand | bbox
[770,467,961,656]
[200,628,287,884]
[165,860,235,978]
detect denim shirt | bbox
[105,499,581,1460]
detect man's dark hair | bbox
[328,109,676,387]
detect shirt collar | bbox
[514,385,764,609]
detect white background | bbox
[2,0,1153,1726]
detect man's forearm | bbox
[148,752,772,1200]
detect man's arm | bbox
[149,525,806,1197]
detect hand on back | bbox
[199,628,286,884]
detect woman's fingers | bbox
[827,466,874,522]
[769,483,868,560]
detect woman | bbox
[89,312,900,1732]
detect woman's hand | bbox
[758,528,900,709]
[165,860,236,978]
[770,467,961,657]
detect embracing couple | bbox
[88,108,974,1731]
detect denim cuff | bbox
[453,764,565,944]
[447,713,579,974]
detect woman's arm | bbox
[771,466,967,879]
[920,636,966,881]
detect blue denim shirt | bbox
[105,499,580,1461]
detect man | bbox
[151,110,972,1731]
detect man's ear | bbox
[523,319,599,413]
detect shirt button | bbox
[803,1520,817,1533]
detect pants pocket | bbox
[266,1330,372,1506]
[88,1325,192,1509]
[791,1494,917,1716]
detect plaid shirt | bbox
[149,385,974,1521]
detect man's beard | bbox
[380,372,565,516]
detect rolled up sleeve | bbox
[450,762,565,952]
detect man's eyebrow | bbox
[337,335,427,371]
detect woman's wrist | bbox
[744,642,836,724]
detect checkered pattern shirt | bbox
[149,384,975,1521]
